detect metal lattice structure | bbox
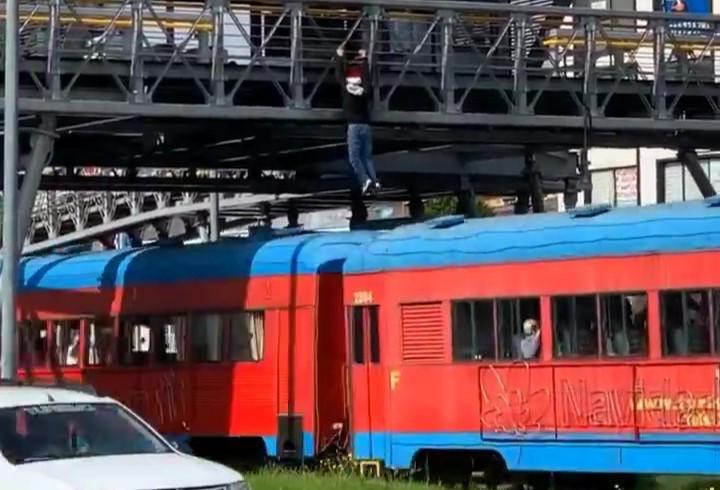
[3,0,720,251]
[2,0,720,145]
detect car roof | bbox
[0,386,108,409]
[343,198,720,273]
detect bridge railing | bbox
[3,0,720,119]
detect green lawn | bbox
[246,468,444,490]
[244,468,720,490]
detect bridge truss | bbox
[2,0,720,253]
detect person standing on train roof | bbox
[521,318,541,359]
[336,43,381,196]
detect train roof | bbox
[343,199,720,274]
[19,230,376,291]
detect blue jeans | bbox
[347,123,377,186]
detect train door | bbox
[348,305,382,460]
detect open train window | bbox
[660,290,712,356]
[599,293,648,357]
[552,295,599,358]
[451,299,495,361]
[497,297,541,360]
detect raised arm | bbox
[335,47,347,83]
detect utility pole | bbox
[2,0,20,380]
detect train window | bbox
[190,314,223,362]
[497,297,541,360]
[86,318,114,366]
[52,320,81,367]
[451,300,495,361]
[660,290,712,356]
[158,315,188,364]
[368,306,380,364]
[350,307,364,364]
[599,293,648,357]
[228,311,264,362]
[714,290,720,354]
[552,295,598,358]
[118,319,153,366]
[19,321,48,369]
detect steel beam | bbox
[2,0,720,146]
[17,117,56,251]
[8,99,720,134]
[678,149,717,198]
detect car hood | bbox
[15,452,242,490]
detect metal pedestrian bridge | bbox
[4,0,720,254]
[4,0,720,147]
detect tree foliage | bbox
[424,195,496,218]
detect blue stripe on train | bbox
[353,430,720,474]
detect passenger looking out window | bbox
[497,297,541,360]
[451,297,541,361]
[520,319,541,359]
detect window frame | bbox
[450,298,497,362]
[450,295,542,363]
[550,293,603,360]
[348,305,380,365]
[496,296,542,362]
[597,291,649,359]
[227,309,265,363]
[659,288,714,358]
[187,310,229,364]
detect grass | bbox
[244,467,720,490]
[246,467,445,490]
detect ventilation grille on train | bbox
[401,302,446,363]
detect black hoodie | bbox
[336,55,372,124]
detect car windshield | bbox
[0,402,171,464]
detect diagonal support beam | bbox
[18,116,57,251]
[677,149,716,198]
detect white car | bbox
[0,383,248,490]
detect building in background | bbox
[584,148,720,207]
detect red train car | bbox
[16,198,720,486]
[341,200,720,485]
[16,230,375,461]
